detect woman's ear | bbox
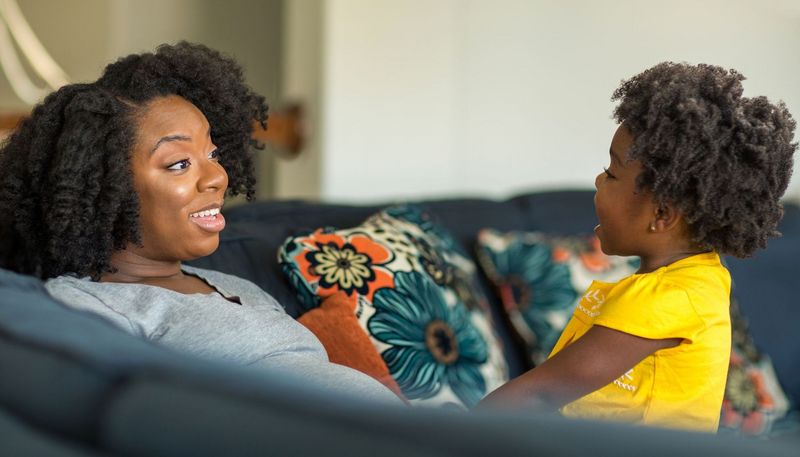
[650,203,682,232]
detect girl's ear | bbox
[650,203,682,232]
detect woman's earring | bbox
[649,222,656,232]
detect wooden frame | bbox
[0,105,304,156]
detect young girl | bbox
[478,62,797,432]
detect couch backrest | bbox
[191,190,800,403]
[189,191,594,375]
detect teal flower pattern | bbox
[368,271,488,407]
[485,237,577,357]
[281,262,320,311]
[383,204,462,254]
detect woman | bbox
[0,42,400,404]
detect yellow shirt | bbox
[550,252,731,432]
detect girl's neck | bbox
[636,249,709,274]
[101,248,183,283]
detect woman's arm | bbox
[476,325,680,411]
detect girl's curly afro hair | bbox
[613,62,797,258]
[0,41,268,279]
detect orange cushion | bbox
[298,291,406,401]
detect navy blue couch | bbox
[1,189,798,455]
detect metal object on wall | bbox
[0,0,69,104]
[252,102,304,159]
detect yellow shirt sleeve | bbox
[592,274,703,343]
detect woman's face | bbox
[128,95,228,262]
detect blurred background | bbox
[1,0,798,203]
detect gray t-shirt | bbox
[45,265,401,405]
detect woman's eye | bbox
[603,167,616,179]
[208,148,220,160]
[167,159,191,171]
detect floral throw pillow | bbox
[279,205,508,409]
[475,229,639,364]
[719,297,790,436]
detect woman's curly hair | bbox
[0,41,268,279]
[613,62,797,258]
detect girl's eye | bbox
[167,159,191,171]
[603,167,616,179]
[208,148,220,160]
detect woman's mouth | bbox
[189,207,226,232]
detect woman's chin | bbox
[184,237,221,261]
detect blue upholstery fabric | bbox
[725,203,800,405]
[0,408,100,456]
[509,190,600,235]
[101,375,797,457]
[0,268,193,445]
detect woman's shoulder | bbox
[44,274,143,307]
[45,274,96,296]
[44,274,140,333]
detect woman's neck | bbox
[101,248,183,283]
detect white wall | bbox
[4,0,283,201]
[309,0,800,202]
[274,0,323,200]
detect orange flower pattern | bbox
[291,230,394,302]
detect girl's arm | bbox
[476,325,680,411]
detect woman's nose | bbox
[198,159,228,192]
[594,172,602,190]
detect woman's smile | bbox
[188,203,226,233]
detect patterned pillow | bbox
[719,297,791,436]
[279,205,508,409]
[297,291,406,401]
[475,229,639,364]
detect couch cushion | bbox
[475,229,638,364]
[298,291,405,399]
[279,205,509,408]
[0,408,100,457]
[100,374,798,457]
[0,268,192,445]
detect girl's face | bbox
[128,95,229,262]
[593,124,657,257]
